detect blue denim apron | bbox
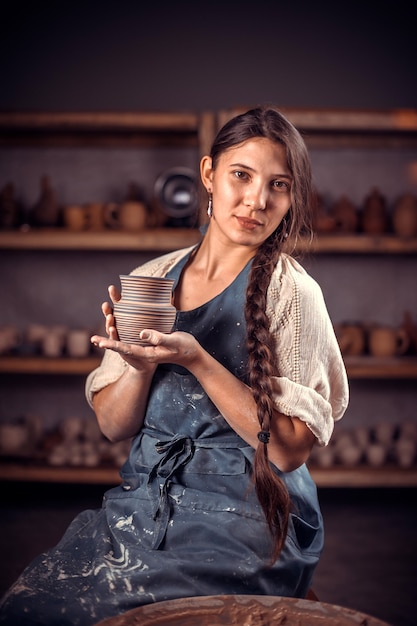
[0,252,323,625]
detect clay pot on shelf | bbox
[335,323,365,356]
[66,329,91,358]
[361,187,388,235]
[394,438,416,468]
[332,431,363,466]
[104,182,148,232]
[63,204,87,231]
[373,421,396,446]
[353,426,370,451]
[337,441,363,467]
[400,311,417,354]
[312,194,337,233]
[0,423,29,455]
[368,325,410,358]
[392,193,417,238]
[84,202,105,231]
[31,175,60,227]
[329,195,359,233]
[365,442,386,467]
[313,445,335,468]
[105,200,147,231]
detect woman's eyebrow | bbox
[230,162,292,179]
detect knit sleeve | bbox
[267,255,349,446]
[84,246,195,408]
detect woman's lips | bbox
[235,216,262,230]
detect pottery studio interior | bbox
[0,2,416,626]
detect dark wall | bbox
[1,0,416,113]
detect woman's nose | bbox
[244,184,267,210]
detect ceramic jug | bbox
[31,175,60,227]
[368,325,409,357]
[361,187,388,235]
[104,200,147,231]
[330,195,358,233]
[392,193,417,238]
[335,323,365,356]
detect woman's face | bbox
[201,137,292,250]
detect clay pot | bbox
[401,311,417,354]
[361,187,388,235]
[312,194,337,233]
[330,195,358,233]
[105,201,147,231]
[63,205,87,231]
[31,175,60,227]
[392,193,417,238]
[85,202,105,230]
[366,443,386,467]
[335,323,365,356]
[394,438,416,468]
[368,325,410,357]
[0,423,29,455]
[373,422,396,445]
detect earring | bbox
[207,193,213,218]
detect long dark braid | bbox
[210,106,314,562]
[245,228,290,562]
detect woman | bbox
[0,107,349,625]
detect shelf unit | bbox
[0,111,216,152]
[217,107,417,148]
[1,108,417,488]
[1,461,416,489]
[0,110,216,227]
[2,355,417,379]
[0,227,202,251]
[1,230,417,253]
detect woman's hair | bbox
[210,107,315,562]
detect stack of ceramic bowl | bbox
[114,274,176,345]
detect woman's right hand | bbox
[101,285,121,340]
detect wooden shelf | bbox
[297,234,417,254]
[0,111,201,131]
[217,107,417,149]
[0,356,101,375]
[344,356,417,379]
[218,107,417,133]
[0,111,217,155]
[2,356,417,378]
[0,228,203,251]
[1,230,416,253]
[0,462,121,484]
[1,109,416,491]
[1,461,416,488]
[309,465,417,488]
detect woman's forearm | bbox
[92,365,156,442]
[188,346,315,472]
[90,330,315,468]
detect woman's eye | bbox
[273,179,290,191]
[234,170,248,180]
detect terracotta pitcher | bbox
[361,187,388,235]
[104,200,147,231]
[31,175,60,227]
[335,323,365,356]
[392,193,417,238]
[330,195,358,233]
[368,325,410,357]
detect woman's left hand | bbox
[91,329,201,369]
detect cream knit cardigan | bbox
[85,246,349,446]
